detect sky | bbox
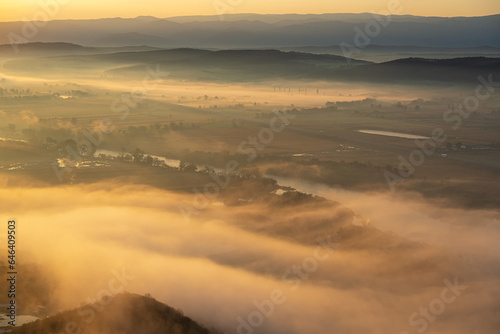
[0,0,499,22]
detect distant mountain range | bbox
[1,14,499,48]
[1,41,498,64]
[0,42,158,58]
[11,293,214,334]
[2,43,499,85]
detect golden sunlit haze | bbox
[0,0,499,22]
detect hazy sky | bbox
[0,0,499,21]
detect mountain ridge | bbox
[10,292,216,334]
[1,14,499,48]
[3,45,498,84]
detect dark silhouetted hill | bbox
[331,57,500,83]
[11,293,215,334]
[2,44,499,84]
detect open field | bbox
[1,72,499,208]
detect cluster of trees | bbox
[0,93,59,101]
[63,90,89,97]
[55,138,97,157]
[255,105,339,119]
[440,141,470,151]
[326,98,377,107]
[288,105,339,114]
[0,88,32,96]
[111,148,172,168]
[178,160,197,172]
[0,87,89,99]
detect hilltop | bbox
[11,293,215,334]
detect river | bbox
[357,130,429,139]
[95,149,499,249]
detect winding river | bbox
[357,130,429,140]
[94,149,499,249]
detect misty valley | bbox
[0,11,499,334]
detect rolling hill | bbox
[10,293,215,334]
[0,42,159,59]
[331,57,500,83]
[1,47,369,81]
[2,44,499,84]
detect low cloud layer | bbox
[0,181,499,334]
